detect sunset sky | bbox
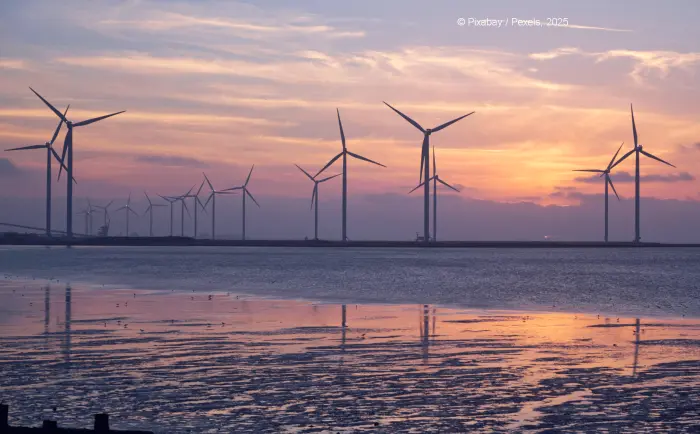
[1,0,699,240]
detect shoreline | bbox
[2,235,700,248]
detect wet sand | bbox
[2,281,700,432]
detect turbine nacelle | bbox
[425,129,432,136]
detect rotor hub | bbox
[425,129,432,136]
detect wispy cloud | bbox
[135,154,209,168]
[575,171,695,184]
[0,59,29,70]
[566,24,632,33]
[530,47,700,84]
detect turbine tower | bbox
[181,180,207,239]
[573,143,624,242]
[175,186,194,237]
[202,173,237,240]
[383,102,474,243]
[29,87,124,238]
[116,193,138,236]
[157,194,178,236]
[295,164,341,240]
[315,109,385,242]
[610,105,676,242]
[408,147,460,242]
[5,105,71,237]
[143,192,166,237]
[223,165,259,241]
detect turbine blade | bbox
[144,191,152,205]
[607,142,624,171]
[318,173,342,183]
[314,152,343,178]
[630,104,638,147]
[607,175,620,201]
[203,172,214,191]
[295,164,315,181]
[204,193,214,208]
[143,205,151,216]
[57,128,71,180]
[432,145,436,175]
[246,189,260,207]
[116,206,126,211]
[49,105,70,145]
[310,184,317,210]
[244,165,254,186]
[221,186,243,192]
[610,149,635,170]
[409,182,425,194]
[640,150,676,168]
[431,111,475,133]
[419,137,427,184]
[437,177,460,192]
[337,108,347,150]
[347,151,386,168]
[572,169,605,173]
[50,147,68,174]
[73,111,125,127]
[184,185,195,197]
[105,200,114,209]
[382,101,425,133]
[5,144,46,151]
[29,87,66,122]
[196,180,205,196]
[182,200,191,218]
[127,192,132,205]
[129,207,138,216]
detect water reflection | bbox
[632,317,641,377]
[2,284,700,432]
[63,285,71,368]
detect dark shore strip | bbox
[1,234,700,248]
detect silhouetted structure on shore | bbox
[1,404,152,433]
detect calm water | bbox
[2,283,700,432]
[0,246,699,317]
[2,247,700,432]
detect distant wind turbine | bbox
[116,193,138,236]
[315,109,386,241]
[143,192,166,237]
[573,142,624,242]
[222,165,259,241]
[157,194,178,236]
[29,87,125,238]
[295,164,341,240]
[175,186,194,237]
[95,200,113,234]
[5,105,71,237]
[610,105,676,243]
[202,173,237,240]
[181,180,207,239]
[383,102,474,243]
[409,147,460,242]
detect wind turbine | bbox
[95,200,113,235]
[295,164,341,240]
[29,87,125,238]
[5,105,71,237]
[408,147,460,242]
[116,193,138,236]
[610,105,676,243]
[383,102,474,243]
[202,173,237,240]
[573,143,624,242]
[143,192,166,237]
[174,186,194,237]
[157,194,178,236]
[222,165,259,241]
[315,109,386,242]
[181,180,207,239]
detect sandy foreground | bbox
[1,280,700,433]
